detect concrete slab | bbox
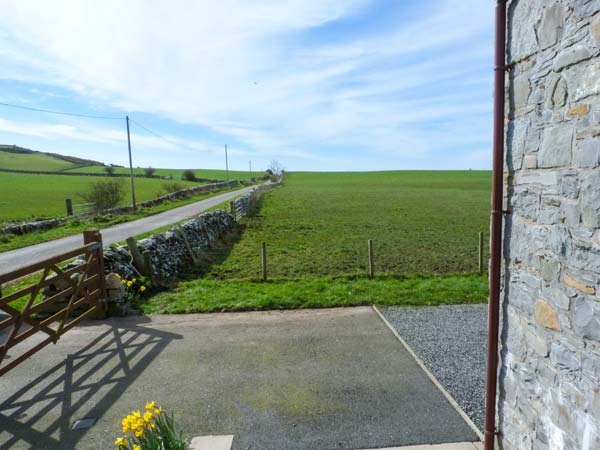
[0,307,478,450]
[190,434,234,450]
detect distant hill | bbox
[0,145,104,171]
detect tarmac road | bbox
[0,185,254,275]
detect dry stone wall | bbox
[232,182,281,219]
[500,1,600,449]
[66,182,278,288]
[102,209,234,283]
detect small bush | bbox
[104,165,116,176]
[181,169,196,182]
[144,166,156,177]
[79,180,125,212]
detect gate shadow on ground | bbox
[0,318,181,450]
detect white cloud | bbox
[0,0,494,170]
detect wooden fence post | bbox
[126,237,148,277]
[230,201,236,221]
[478,231,484,274]
[368,239,374,278]
[177,225,198,264]
[261,242,267,281]
[84,229,106,314]
[66,198,73,216]
[142,250,154,284]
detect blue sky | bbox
[0,0,494,172]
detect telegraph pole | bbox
[125,116,137,211]
[225,144,229,180]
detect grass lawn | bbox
[0,171,200,222]
[141,171,491,313]
[65,165,261,181]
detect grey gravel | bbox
[381,304,487,432]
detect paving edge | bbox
[371,306,484,442]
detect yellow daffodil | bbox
[140,285,146,292]
[121,280,126,285]
[127,281,132,287]
[145,401,155,410]
[143,411,153,422]
[133,445,141,450]
[154,407,163,415]
[132,278,137,283]
[115,274,121,279]
[114,436,128,447]
[134,428,144,438]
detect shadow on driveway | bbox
[0,317,181,450]
[0,307,477,450]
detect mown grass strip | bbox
[140,273,488,314]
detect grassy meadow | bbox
[143,171,492,313]
[0,171,200,222]
[0,149,77,171]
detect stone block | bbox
[593,17,600,45]
[508,0,543,61]
[536,3,564,49]
[573,298,600,342]
[574,0,600,18]
[553,46,592,72]
[539,125,573,167]
[539,256,561,282]
[523,154,538,169]
[564,274,596,295]
[561,200,580,227]
[513,75,531,109]
[574,138,600,167]
[546,75,568,108]
[572,61,600,101]
[566,104,590,118]
[535,299,561,330]
[105,273,122,289]
[550,342,580,376]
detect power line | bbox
[129,117,212,153]
[0,101,124,120]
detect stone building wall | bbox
[499,1,600,449]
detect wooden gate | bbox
[0,229,106,376]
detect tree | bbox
[144,166,156,177]
[104,164,116,176]
[181,169,196,182]
[80,180,125,212]
[267,160,283,181]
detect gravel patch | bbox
[380,304,487,432]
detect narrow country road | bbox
[0,185,254,275]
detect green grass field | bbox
[65,165,261,181]
[204,171,490,278]
[142,171,492,313]
[0,172,199,222]
[0,149,77,171]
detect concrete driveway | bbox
[0,185,254,274]
[0,307,478,450]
